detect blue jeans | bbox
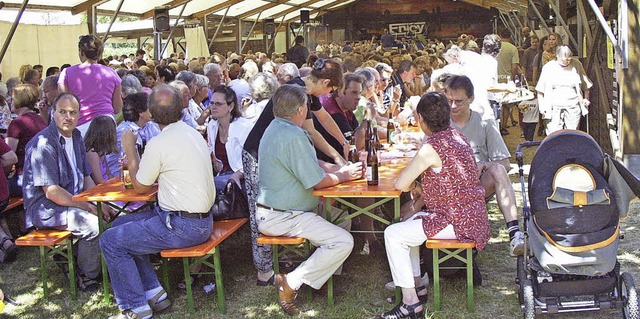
[99,206,213,310]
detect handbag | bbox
[211,179,249,221]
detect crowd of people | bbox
[0,26,593,318]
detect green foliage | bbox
[102,42,138,59]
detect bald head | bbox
[149,84,183,125]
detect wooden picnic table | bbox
[72,177,158,303]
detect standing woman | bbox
[58,34,122,136]
[381,92,490,319]
[541,33,562,68]
[535,46,592,135]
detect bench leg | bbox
[432,248,441,311]
[161,258,171,299]
[40,246,48,300]
[183,258,195,313]
[466,248,474,313]
[327,276,333,306]
[213,249,226,313]
[97,202,111,304]
[66,239,77,300]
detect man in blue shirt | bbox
[23,93,113,292]
[256,84,362,315]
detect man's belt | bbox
[172,211,211,219]
[256,203,287,213]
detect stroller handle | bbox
[515,141,542,166]
[515,141,542,154]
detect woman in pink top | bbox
[58,34,122,136]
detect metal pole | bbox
[153,32,162,62]
[268,15,287,53]
[209,6,231,51]
[241,12,262,53]
[101,0,125,43]
[527,0,553,35]
[0,0,29,64]
[577,2,583,57]
[160,2,188,59]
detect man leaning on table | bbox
[99,84,216,319]
[23,92,114,292]
[256,84,362,315]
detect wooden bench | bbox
[256,235,334,306]
[426,239,476,313]
[2,197,24,213]
[15,229,77,301]
[160,218,247,313]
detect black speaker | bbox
[154,7,170,32]
[264,18,276,35]
[300,10,310,24]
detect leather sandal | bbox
[380,301,425,319]
[147,288,171,313]
[415,285,428,304]
[256,273,275,286]
[0,237,17,263]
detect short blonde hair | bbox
[12,84,39,110]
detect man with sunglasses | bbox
[446,75,524,257]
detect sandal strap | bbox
[403,301,423,313]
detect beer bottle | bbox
[348,137,359,163]
[372,126,381,150]
[364,119,372,152]
[366,140,379,186]
[119,151,133,189]
[386,113,394,144]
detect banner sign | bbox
[388,22,425,37]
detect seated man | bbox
[100,84,216,319]
[315,73,364,163]
[256,84,362,315]
[445,75,524,256]
[23,93,112,291]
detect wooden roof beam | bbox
[283,0,351,24]
[2,3,73,11]
[237,0,288,20]
[141,0,190,20]
[192,0,244,19]
[71,0,109,15]
[270,0,324,20]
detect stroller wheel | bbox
[621,272,639,319]
[523,279,535,319]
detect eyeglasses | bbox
[211,101,227,107]
[447,97,469,106]
[313,58,326,70]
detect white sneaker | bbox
[510,231,525,256]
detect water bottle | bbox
[203,282,216,294]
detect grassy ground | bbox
[1,123,639,319]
